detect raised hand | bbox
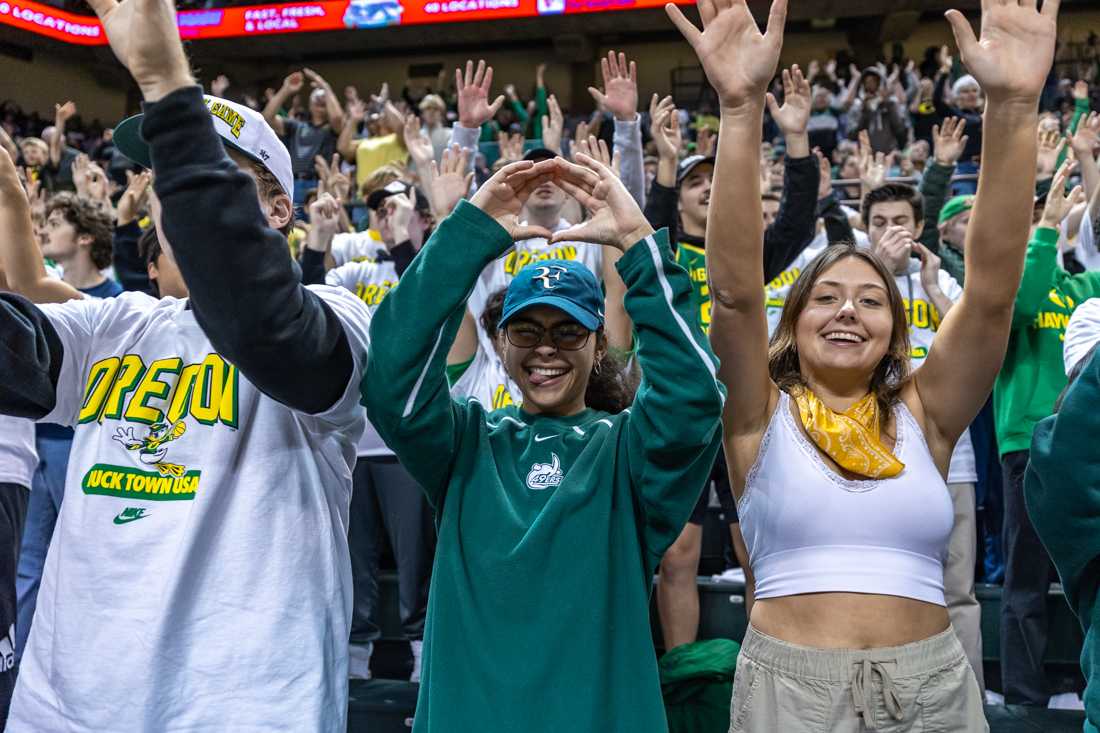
[1068,111,1100,157]
[347,98,367,124]
[84,0,194,105]
[314,153,350,203]
[1039,158,1085,229]
[944,0,1059,105]
[649,94,682,161]
[551,154,653,250]
[696,126,716,157]
[573,134,620,177]
[1035,127,1066,178]
[497,131,525,162]
[306,192,342,253]
[666,0,787,111]
[588,51,638,121]
[932,116,969,166]
[210,74,230,97]
[282,71,305,94]
[541,94,564,154]
[913,241,944,298]
[468,159,558,241]
[383,191,415,244]
[403,114,434,168]
[428,144,475,219]
[858,129,894,192]
[303,68,334,93]
[117,170,152,225]
[456,59,505,129]
[55,101,77,123]
[1073,80,1089,101]
[765,65,811,136]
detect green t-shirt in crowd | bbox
[674,241,710,335]
[993,226,1100,456]
[362,201,725,733]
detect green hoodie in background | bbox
[993,226,1100,456]
[1025,348,1100,733]
[362,201,725,733]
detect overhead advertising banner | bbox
[0,0,685,45]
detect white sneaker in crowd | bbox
[349,642,373,680]
[984,690,1004,706]
[410,640,423,683]
[1048,692,1085,710]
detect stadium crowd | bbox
[0,0,1098,730]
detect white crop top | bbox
[739,392,954,606]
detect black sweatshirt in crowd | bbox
[642,154,820,282]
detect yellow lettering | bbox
[912,300,929,329]
[190,354,225,425]
[166,364,201,423]
[78,358,120,424]
[124,357,183,424]
[101,355,145,421]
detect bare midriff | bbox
[749,592,950,649]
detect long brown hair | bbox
[768,243,911,426]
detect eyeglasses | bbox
[504,322,591,351]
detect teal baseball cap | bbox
[499,259,604,331]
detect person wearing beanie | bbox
[937,194,975,283]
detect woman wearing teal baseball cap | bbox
[363,154,725,732]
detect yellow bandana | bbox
[791,388,905,479]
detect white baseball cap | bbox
[113,95,293,199]
[1064,298,1100,377]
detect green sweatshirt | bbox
[1025,349,1100,733]
[362,201,725,733]
[994,226,1100,456]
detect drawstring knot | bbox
[850,658,904,729]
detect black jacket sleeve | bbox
[644,181,679,244]
[762,155,820,282]
[299,248,326,286]
[112,221,154,295]
[819,193,855,245]
[143,86,353,415]
[0,293,63,419]
[390,240,416,277]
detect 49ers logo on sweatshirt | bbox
[526,453,563,491]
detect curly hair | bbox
[45,192,113,270]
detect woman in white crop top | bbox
[667,0,1059,729]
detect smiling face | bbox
[793,256,897,387]
[501,305,600,417]
[678,163,712,234]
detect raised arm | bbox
[914,0,1061,448]
[762,65,821,281]
[262,72,302,137]
[0,149,83,304]
[364,160,558,506]
[553,154,724,558]
[303,68,345,132]
[86,0,363,415]
[50,101,76,168]
[667,0,787,435]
